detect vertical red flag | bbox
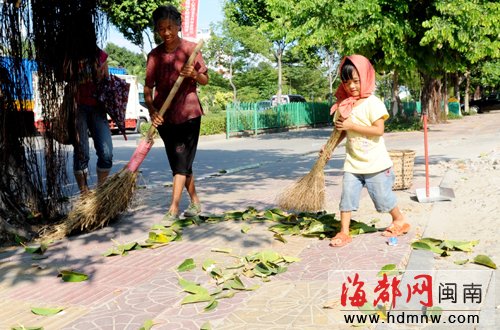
[181,0,199,41]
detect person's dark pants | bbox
[157,116,201,176]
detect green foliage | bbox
[385,115,422,132]
[99,0,181,51]
[233,62,278,100]
[200,112,226,136]
[421,0,500,64]
[105,43,146,83]
[476,60,500,89]
[199,73,234,114]
[447,113,462,120]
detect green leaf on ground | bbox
[200,321,212,330]
[350,221,378,235]
[202,259,216,271]
[358,302,377,315]
[223,211,244,220]
[249,250,280,263]
[146,232,173,244]
[424,306,443,318]
[103,241,141,257]
[211,248,232,254]
[411,241,445,255]
[241,224,251,234]
[181,292,212,305]
[177,258,196,272]
[58,270,88,282]
[440,240,479,252]
[204,298,218,312]
[31,307,64,316]
[454,259,469,265]
[11,327,44,330]
[151,224,170,230]
[273,233,287,243]
[377,264,402,277]
[473,255,497,269]
[282,256,300,263]
[139,319,154,330]
[178,277,198,289]
[24,243,48,255]
[263,209,286,221]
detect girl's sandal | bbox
[382,223,410,237]
[329,232,352,247]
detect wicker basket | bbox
[389,149,415,190]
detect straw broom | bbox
[46,40,204,239]
[277,128,342,212]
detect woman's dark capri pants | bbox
[157,116,201,176]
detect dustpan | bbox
[416,113,455,203]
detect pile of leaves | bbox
[177,249,300,312]
[411,238,496,269]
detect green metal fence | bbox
[384,101,422,116]
[226,102,332,138]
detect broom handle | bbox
[316,129,342,168]
[145,39,204,140]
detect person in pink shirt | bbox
[144,4,209,221]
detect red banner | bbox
[181,0,199,41]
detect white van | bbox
[271,94,306,106]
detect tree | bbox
[105,43,146,83]
[204,22,249,102]
[420,0,500,114]
[269,0,500,123]
[233,62,278,101]
[225,0,296,101]
[99,0,181,56]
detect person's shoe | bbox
[183,202,202,217]
[162,211,179,222]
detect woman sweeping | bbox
[144,5,209,221]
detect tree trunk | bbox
[229,59,237,102]
[390,71,401,117]
[443,72,449,115]
[421,74,443,124]
[454,73,461,102]
[277,48,283,102]
[464,70,471,112]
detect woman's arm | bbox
[144,85,163,127]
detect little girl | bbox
[327,55,410,247]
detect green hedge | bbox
[200,111,226,135]
[140,112,227,138]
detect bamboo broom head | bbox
[44,168,137,240]
[276,129,342,212]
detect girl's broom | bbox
[47,40,204,239]
[277,128,342,212]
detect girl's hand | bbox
[180,64,197,79]
[335,116,353,131]
[149,109,164,128]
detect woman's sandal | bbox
[382,222,410,237]
[329,232,352,247]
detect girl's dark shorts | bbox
[157,116,201,176]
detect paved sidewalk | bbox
[1,113,499,329]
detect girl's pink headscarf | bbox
[330,54,376,118]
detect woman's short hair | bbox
[341,59,358,82]
[152,5,182,30]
